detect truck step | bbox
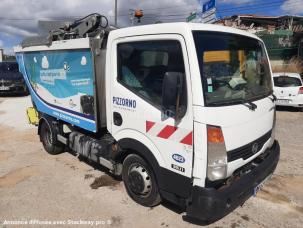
[57,134,68,145]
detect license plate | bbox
[277,99,290,104]
[253,174,272,197]
[0,86,9,91]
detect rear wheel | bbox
[40,120,64,155]
[122,154,161,207]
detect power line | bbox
[131,0,302,23]
[217,0,297,13]
[121,0,285,14]
[0,1,198,20]
[124,2,198,12]
[147,0,302,20]
[0,16,82,21]
[0,0,302,22]
[218,0,284,11]
[124,0,301,19]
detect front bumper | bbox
[185,140,280,224]
[276,103,303,108]
[276,98,303,108]
[0,84,28,94]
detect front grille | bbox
[0,80,13,86]
[3,81,13,86]
[227,130,272,162]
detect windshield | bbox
[193,31,272,106]
[274,76,302,87]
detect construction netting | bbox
[256,30,298,60]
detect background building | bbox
[216,15,303,68]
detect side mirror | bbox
[162,72,184,118]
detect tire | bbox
[122,154,161,207]
[40,120,64,155]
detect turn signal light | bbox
[207,126,224,143]
[298,87,303,94]
[207,125,227,181]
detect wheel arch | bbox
[114,130,192,200]
[37,114,62,141]
[117,137,162,179]
[38,115,52,136]
[113,129,166,168]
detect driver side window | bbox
[117,40,186,108]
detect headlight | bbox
[207,125,227,181]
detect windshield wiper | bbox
[240,100,257,111]
[268,93,277,103]
[209,98,258,110]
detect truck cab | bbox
[15,20,280,224]
[106,23,279,222]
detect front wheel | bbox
[40,120,64,155]
[122,154,161,207]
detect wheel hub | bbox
[128,165,152,196]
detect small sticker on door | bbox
[208,86,213,93]
[207,78,212,85]
[171,164,185,173]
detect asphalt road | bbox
[0,96,302,228]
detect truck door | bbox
[108,35,193,178]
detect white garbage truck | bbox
[15,14,280,223]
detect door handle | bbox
[113,112,123,126]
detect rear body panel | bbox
[15,39,99,132]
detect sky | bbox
[0,0,302,55]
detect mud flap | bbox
[26,107,39,125]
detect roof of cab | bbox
[109,22,261,42]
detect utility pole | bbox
[129,9,135,26]
[115,0,118,27]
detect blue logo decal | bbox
[113,97,136,109]
[172,154,185,163]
